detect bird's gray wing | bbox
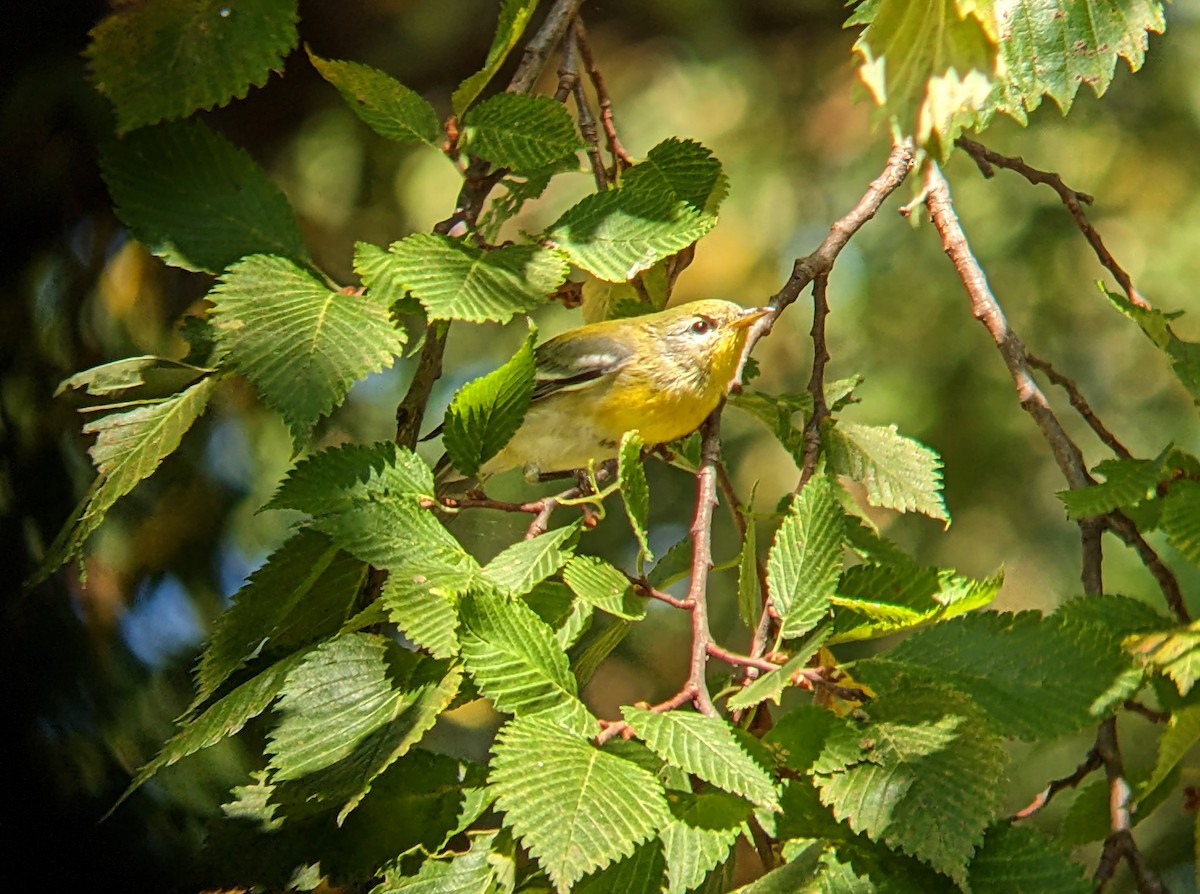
[530,332,634,401]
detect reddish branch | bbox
[955,136,1150,310]
[680,413,725,717]
[573,19,633,170]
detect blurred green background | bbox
[7,1,1200,889]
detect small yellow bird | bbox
[436,299,772,488]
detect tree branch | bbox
[767,138,916,315]
[1025,351,1134,461]
[796,272,832,492]
[573,18,633,170]
[683,412,724,717]
[925,162,1168,893]
[1094,717,1169,893]
[395,0,588,448]
[955,136,1149,310]
[924,164,1093,494]
[1012,742,1102,820]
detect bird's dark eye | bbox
[690,318,713,335]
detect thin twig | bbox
[768,139,916,316]
[595,687,697,746]
[573,18,633,170]
[1025,351,1134,460]
[1105,511,1190,623]
[955,136,1150,310]
[507,0,587,96]
[562,24,608,190]
[796,273,832,492]
[1012,743,1102,820]
[705,642,780,673]
[397,0,587,447]
[739,138,916,397]
[1123,699,1170,724]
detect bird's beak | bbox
[729,306,774,330]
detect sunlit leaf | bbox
[88,0,298,132]
[101,120,309,273]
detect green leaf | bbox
[813,686,1008,885]
[647,537,694,590]
[483,524,579,596]
[451,0,540,115]
[374,830,515,893]
[575,840,667,894]
[828,562,1002,645]
[1058,456,1167,519]
[762,704,838,774]
[571,618,632,689]
[194,530,365,707]
[967,824,1090,894]
[767,476,845,639]
[479,154,584,242]
[622,707,778,810]
[1107,289,1200,405]
[619,431,654,568]
[736,509,761,629]
[386,233,569,323]
[489,716,671,891]
[563,555,646,620]
[661,791,750,894]
[354,241,420,313]
[269,441,477,584]
[443,326,537,477]
[210,255,405,442]
[459,590,594,735]
[308,50,441,145]
[725,627,829,711]
[855,610,1135,740]
[545,139,723,282]
[36,376,216,581]
[825,422,948,524]
[848,0,997,160]
[461,93,584,171]
[112,650,307,814]
[1162,480,1200,566]
[1139,704,1200,807]
[57,355,210,401]
[524,580,592,645]
[382,572,461,660]
[87,0,299,133]
[994,1,1167,121]
[622,138,729,214]
[1127,623,1200,696]
[729,390,810,465]
[101,119,309,274]
[267,634,460,821]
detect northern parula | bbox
[436,299,772,488]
